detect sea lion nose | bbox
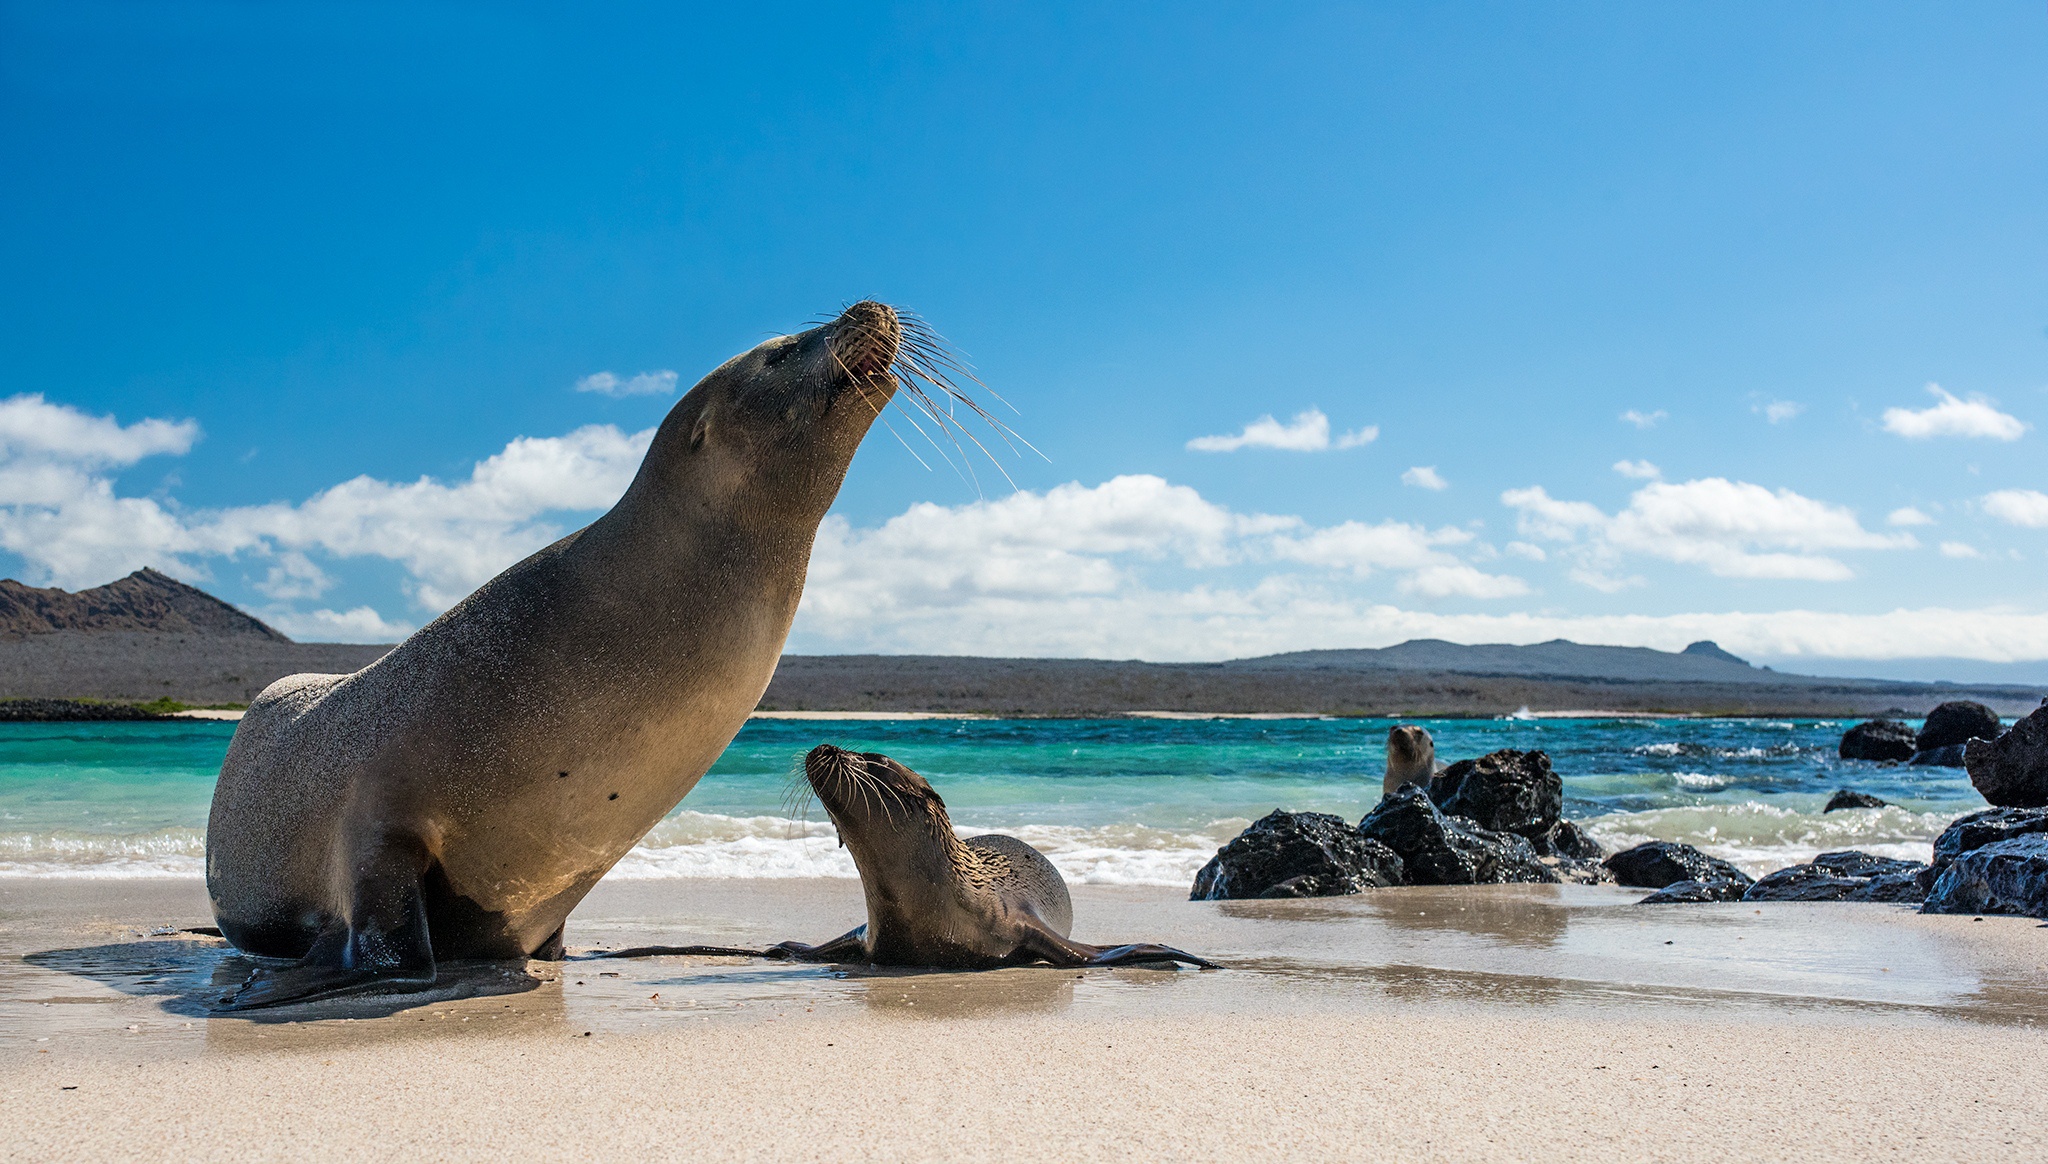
[828,301,900,379]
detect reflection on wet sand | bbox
[1219,884,1575,948]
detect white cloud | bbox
[1983,489,2048,528]
[1398,564,1529,599]
[1886,506,1935,527]
[1503,477,1912,583]
[1401,466,1448,490]
[1939,542,1981,559]
[1881,385,2027,441]
[575,370,679,397]
[261,606,416,643]
[1186,409,1376,453]
[0,393,652,618]
[1612,459,1661,480]
[0,393,199,465]
[1757,400,1804,424]
[1504,541,1547,561]
[1620,409,1667,430]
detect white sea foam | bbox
[0,828,206,878]
[0,804,1959,887]
[1582,801,1947,876]
[1671,771,1732,790]
[609,811,1240,886]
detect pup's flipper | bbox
[1015,919,1222,970]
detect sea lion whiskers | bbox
[815,306,1043,493]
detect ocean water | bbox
[0,716,1991,885]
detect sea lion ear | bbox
[689,410,711,451]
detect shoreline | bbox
[26,707,1912,726]
[5,877,2045,1159]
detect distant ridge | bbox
[0,569,290,642]
[1240,637,1784,685]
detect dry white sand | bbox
[4,877,2045,1161]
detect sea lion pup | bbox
[1384,724,1444,798]
[206,301,951,1009]
[613,745,1219,969]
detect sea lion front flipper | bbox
[1012,919,1222,970]
[215,836,437,1011]
[764,926,868,963]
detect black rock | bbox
[1602,841,1752,891]
[1837,719,1917,763]
[1915,700,2003,752]
[1742,867,1873,902]
[1823,788,1889,812]
[1190,810,1406,900]
[1543,855,1615,885]
[1810,850,1923,879]
[1908,743,1968,768]
[1964,699,2048,808]
[1639,878,1749,904]
[1532,818,1605,860]
[1428,749,1562,839]
[1930,806,2048,870]
[1848,869,1936,903]
[1358,786,1558,886]
[1921,834,2048,918]
[1742,850,1930,903]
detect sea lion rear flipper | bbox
[215,837,437,1010]
[765,926,868,963]
[1014,919,1222,970]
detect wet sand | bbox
[4,877,2045,1160]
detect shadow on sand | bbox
[24,935,546,1023]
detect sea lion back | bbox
[964,833,1073,936]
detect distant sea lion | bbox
[607,745,1219,969]
[1384,724,1444,798]
[206,302,961,1009]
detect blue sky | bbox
[2,3,2046,677]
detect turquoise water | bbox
[0,716,1988,883]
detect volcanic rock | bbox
[1602,841,1751,891]
[1823,788,1888,812]
[1929,806,2048,870]
[1358,786,1557,885]
[1190,810,1405,900]
[1837,719,1916,763]
[1638,878,1749,904]
[1921,834,2048,918]
[1741,850,1929,903]
[1915,701,2003,753]
[1429,749,1562,838]
[1963,699,2048,808]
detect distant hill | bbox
[0,569,289,641]
[0,569,385,704]
[1242,637,1804,685]
[0,570,2038,716]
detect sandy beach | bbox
[5,876,2043,1161]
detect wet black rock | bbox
[1533,818,1605,860]
[1929,806,2048,870]
[1837,719,1917,763]
[1189,810,1405,900]
[1358,786,1558,886]
[1915,700,2003,753]
[1921,834,2048,918]
[1909,743,1968,768]
[1741,850,1930,903]
[1823,788,1889,812]
[1963,699,2048,808]
[1639,878,1749,904]
[1429,749,1562,839]
[1603,841,1752,891]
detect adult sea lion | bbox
[607,745,1219,969]
[1384,724,1444,798]
[206,301,940,1009]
